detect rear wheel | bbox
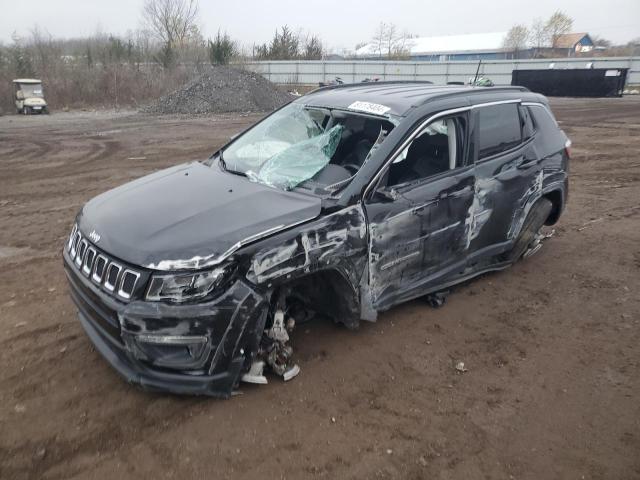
[23,106,30,115]
[503,198,553,263]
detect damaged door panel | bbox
[366,112,475,307]
[63,82,570,397]
[467,102,544,259]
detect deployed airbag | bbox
[250,125,344,190]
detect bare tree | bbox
[370,22,412,58]
[383,23,399,57]
[528,18,551,57]
[133,28,154,66]
[546,10,573,47]
[9,33,35,78]
[591,35,611,48]
[503,25,529,58]
[354,41,368,51]
[628,37,640,56]
[303,34,323,60]
[390,29,414,59]
[30,26,53,71]
[142,0,199,49]
[371,22,387,58]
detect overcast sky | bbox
[1,0,638,50]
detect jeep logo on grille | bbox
[89,230,101,243]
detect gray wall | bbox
[244,57,640,87]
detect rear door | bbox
[467,102,541,259]
[365,112,474,307]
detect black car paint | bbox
[78,161,321,270]
[64,84,569,397]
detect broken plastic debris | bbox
[35,447,47,461]
[241,360,268,385]
[524,228,555,259]
[268,310,290,343]
[426,290,449,308]
[283,364,300,382]
[577,218,604,231]
[455,361,468,373]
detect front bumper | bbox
[63,249,268,397]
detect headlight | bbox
[146,267,231,303]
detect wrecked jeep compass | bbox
[64,83,570,397]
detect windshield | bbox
[19,84,44,98]
[222,102,395,192]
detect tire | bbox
[503,198,553,263]
[23,107,30,115]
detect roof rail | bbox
[414,85,531,108]
[307,80,435,95]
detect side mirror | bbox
[374,187,398,202]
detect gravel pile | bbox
[142,66,293,114]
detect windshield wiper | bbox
[219,151,247,177]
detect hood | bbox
[77,162,321,271]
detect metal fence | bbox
[244,57,640,87]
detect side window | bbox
[477,104,522,159]
[519,105,535,140]
[386,116,466,187]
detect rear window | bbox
[478,104,522,159]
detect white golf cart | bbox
[13,79,49,114]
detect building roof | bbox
[301,82,528,117]
[355,32,508,57]
[554,33,590,48]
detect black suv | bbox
[64,83,570,397]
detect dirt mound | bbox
[142,66,293,114]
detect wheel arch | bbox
[266,267,362,330]
[542,189,564,225]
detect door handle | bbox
[439,185,473,200]
[411,200,437,214]
[517,158,539,170]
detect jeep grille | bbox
[66,224,141,301]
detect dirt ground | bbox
[0,97,639,480]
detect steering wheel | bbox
[342,163,361,175]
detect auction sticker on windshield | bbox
[348,101,391,116]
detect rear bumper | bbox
[64,249,268,397]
